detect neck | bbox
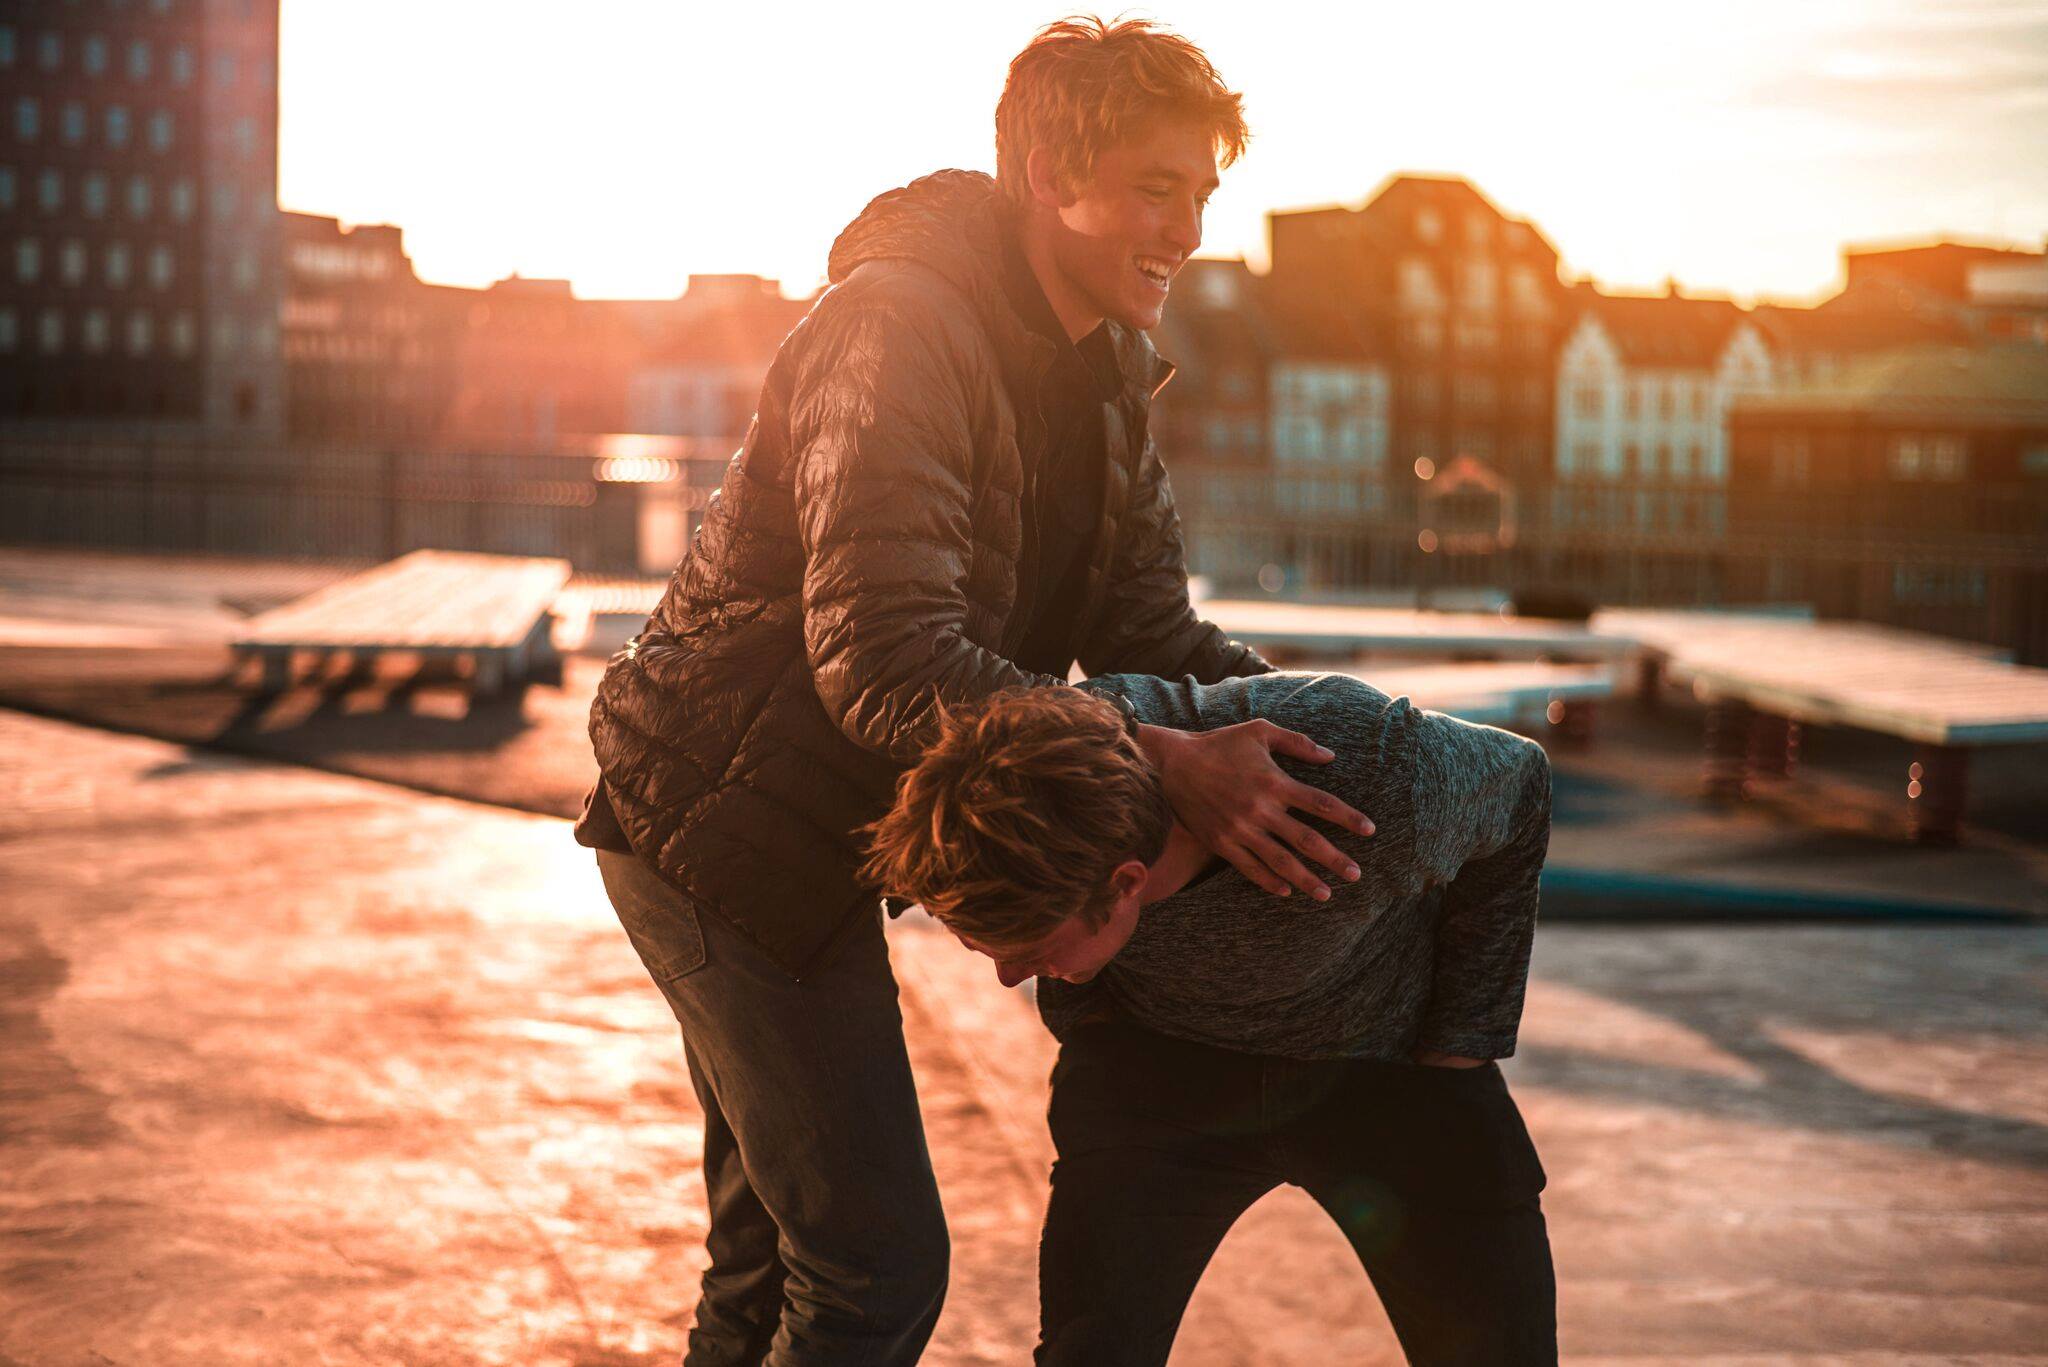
[1016,209,1104,344]
[1137,823,1213,906]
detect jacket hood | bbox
[825,170,1174,400]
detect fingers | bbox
[1275,815,1362,884]
[1218,841,1294,898]
[1281,777,1375,838]
[1258,722,1336,765]
[1244,831,1328,900]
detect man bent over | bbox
[864,673,1558,1365]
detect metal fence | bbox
[0,436,730,574]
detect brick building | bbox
[281,211,455,442]
[1725,345,2048,663]
[0,0,282,434]
[1266,175,1569,494]
[626,274,808,439]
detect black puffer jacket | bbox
[583,170,1267,976]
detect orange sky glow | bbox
[278,0,2048,305]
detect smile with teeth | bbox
[1135,257,1174,289]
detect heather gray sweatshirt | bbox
[1043,671,1550,1062]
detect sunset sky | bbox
[277,0,2048,304]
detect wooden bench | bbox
[232,550,572,697]
[1593,608,2046,843]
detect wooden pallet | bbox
[1205,600,1629,661]
[1592,608,2048,842]
[232,550,572,697]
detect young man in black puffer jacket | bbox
[579,18,1379,1364]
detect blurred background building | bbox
[3,7,2044,655]
[1,0,282,436]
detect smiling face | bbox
[1022,117,1219,337]
[956,859,1149,989]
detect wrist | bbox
[1134,721,1179,770]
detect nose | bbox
[996,962,1031,989]
[1164,193,1201,255]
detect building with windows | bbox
[281,211,457,442]
[0,0,282,434]
[1725,345,2048,662]
[626,274,809,440]
[1266,175,1568,495]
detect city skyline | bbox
[277,0,2048,303]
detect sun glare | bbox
[278,0,2048,303]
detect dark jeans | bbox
[596,849,949,1367]
[1039,1019,1556,1366]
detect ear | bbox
[1110,858,1150,901]
[1024,146,1076,210]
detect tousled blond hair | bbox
[860,687,1171,949]
[995,15,1248,207]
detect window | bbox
[233,116,256,158]
[211,182,237,221]
[36,32,60,71]
[1927,435,1965,479]
[148,244,171,288]
[36,169,59,213]
[1415,208,1441,242]
[232,247,258,292]
[169,310,195,356]
[16,236,40,283]
[251,186,272,217]
[1464,213,1490,245]
[82,174,108,217]
[1461,258,1497,309]
[213,51,236,86]
[15,96,39,141]
[105,241,130,288]
[1891,436,1922,478]
[0,27,14,68]
[1398,257,1441,309]
[214,313,240,354]
[125,309,152,356]
[126,39,151,81]
[148,110,172,151]
[59,239,85,284]
[37,307,62,354]
[82,308,110,353]
[0,166,13,210]
[1692,386,1708,419]
[84,35,108,76]
[1658,383,1677,420]
[256,57,275,90]
[106,105,130,149]
[61,102,86,145]
[123,174,149,218]
[0,307,16,352]
[169,45,193,85]
[168,178,194,221]
[1621,382,1639,419]
[1622,442,1639,477]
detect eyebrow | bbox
[1140,164,1221,194]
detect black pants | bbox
[596,850,949,1367]
[1038,1020,1556,1366]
